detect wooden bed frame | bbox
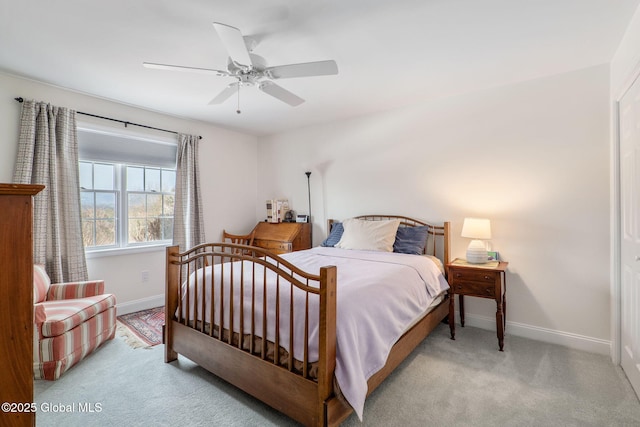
[165,215,451,426]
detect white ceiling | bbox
[1,0,638,136]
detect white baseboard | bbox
[116,294,164,316]
[462,313,612,356]
[115,295,611,355]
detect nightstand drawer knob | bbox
[484,275,491,280]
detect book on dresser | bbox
[251,222,311,254]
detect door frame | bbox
[612,59,640,365]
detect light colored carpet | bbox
[34,323,640,426]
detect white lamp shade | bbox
[461,218,492,240]
[461,218,491,264]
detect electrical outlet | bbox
[141,271,149,282]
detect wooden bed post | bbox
[443,221,451,268]
[316,265,337,427]
[165,245,179,363]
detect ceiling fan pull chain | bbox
[236,80,241,114]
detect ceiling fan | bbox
[143,22,338,111]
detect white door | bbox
[619,75,640,396]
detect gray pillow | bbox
[393,226,429,255]
[321,222,344,247]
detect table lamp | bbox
[461,218,491,264]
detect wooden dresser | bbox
[0,183,44,427]
[252,222,311,254]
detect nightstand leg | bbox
[459,294,465,327]
[496,299,504,351]
[503,291,507,330]
[448,294,455,340]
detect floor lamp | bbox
[305,171,312,245]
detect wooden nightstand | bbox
[446,258,509,351]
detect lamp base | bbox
[466,240,488,264]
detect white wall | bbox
[0,72,258,312]
[258,64,611,353]
[611,5,640,97]
[0,63,613,350]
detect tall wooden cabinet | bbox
[0,183,44,427]
[252,222,311,254]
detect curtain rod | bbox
[14,97,201,140]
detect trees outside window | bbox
[80,161,175,250]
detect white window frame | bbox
[78,122,177,257]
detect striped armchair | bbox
[33,265,116,380]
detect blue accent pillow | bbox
[393,226,429,255]
[321,222,344,247]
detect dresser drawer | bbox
[254,239,292,253]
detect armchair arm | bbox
[34,303,46,341]
[46,280,105,301]
[34,303,46,325]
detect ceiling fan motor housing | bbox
[228,54,267,85]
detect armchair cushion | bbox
[36,294,116,338]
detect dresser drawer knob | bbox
[484,275,491,280]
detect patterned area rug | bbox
[117,306,164,349]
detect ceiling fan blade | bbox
[266,60,338,79]
[212,22,253,68]
[258,81,304,106]
[208,82,239,105]
[143,62,229,76]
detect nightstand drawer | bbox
[450,269,497,284]
[451,281,495,298]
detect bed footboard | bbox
[165,244,337,427]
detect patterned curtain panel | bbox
[13,100,88,282]
[173,133,205,251]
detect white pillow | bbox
[335,218,401,252]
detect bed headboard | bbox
[327,215,450,266]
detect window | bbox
[80,162,176,250]
[80,162,117,248]
[78,126,178,252]
[125,166,175,244]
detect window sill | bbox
[85,243,170,259]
